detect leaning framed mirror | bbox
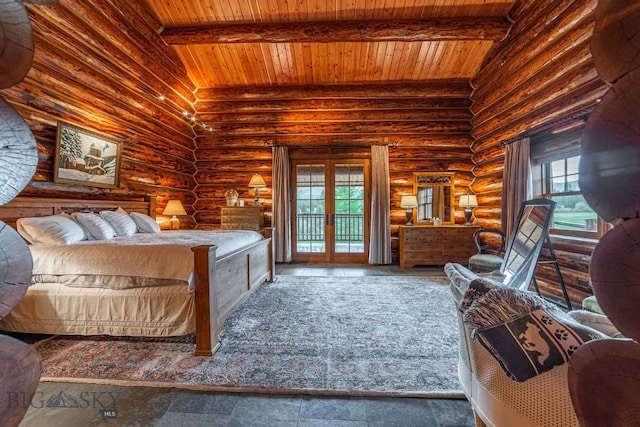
[502,198,557,289]
[413,172,455,225]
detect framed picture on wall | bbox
[53,121,122,189]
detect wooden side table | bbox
[220,206,264,231]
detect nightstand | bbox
[220,206,264,231]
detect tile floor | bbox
[17,263,475,427]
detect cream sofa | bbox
[444,262,617,427]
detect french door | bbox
[292,159,369,263]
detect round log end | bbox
[590,218,640,341]
[579,69,640,222]
[0,0,34,89]
[592,1,640,83]
[0,98,38,205]
[0,335,41,427]
[568,340,640,427]
[0,221,32,318]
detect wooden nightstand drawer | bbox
[220,206,264,231]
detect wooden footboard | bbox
[191,228,275,356]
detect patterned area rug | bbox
[33,276,463,397]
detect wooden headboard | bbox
[0,196,156,229]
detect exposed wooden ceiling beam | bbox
[161,17,512,45]
[195,81,472,101]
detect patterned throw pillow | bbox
[470,305,607,382]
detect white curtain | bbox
[272,146,291,262]
[368,145,392,264]
[502,137,533,241]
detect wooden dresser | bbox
[220,206,264,231]
[399,225,479,268]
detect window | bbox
[534,153,607,238]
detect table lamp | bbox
[248,173,267,206]
[459,194,478,226]
[400,195,418,226]
[162,199,187,230]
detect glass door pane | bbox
[295,164,326,255]
[334,164,365,254]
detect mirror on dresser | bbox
[413,172,455,225]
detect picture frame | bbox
[54,121,122,189]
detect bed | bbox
[0,196,275,356]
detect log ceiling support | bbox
[161,17,512,45]
[195,82,472,101]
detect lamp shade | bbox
[459,194,478,208]
[248,173,266,188]
[162,199,187,216]
[400,195,418,208]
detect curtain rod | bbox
[263,141,398,148]
[499,134,531,147]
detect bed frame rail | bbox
[192,228,275,356]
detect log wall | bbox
[0,0,198,228]
[470,0,610,304]
[193,83,476,259]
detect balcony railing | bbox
[296,213,364,242]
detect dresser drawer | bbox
[402,227,441,242]
[403,241,440,252]
[441,251,473,264]
[442,227,476,241]
[399,225,478,267]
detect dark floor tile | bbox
[227,418,297,427]
[297,419,368,427]
[227,395,301,426]
[300,396,367,421]
[365,397,439,427]
[428,399,475,427]
[153,411,228,427]
[168,390,239,415]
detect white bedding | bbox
[29,230,263,291]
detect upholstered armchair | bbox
[444,262,618,427]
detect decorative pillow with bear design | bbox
[468,301,607,381]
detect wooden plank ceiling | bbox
[144,0,517,143]
[147,0,515,89]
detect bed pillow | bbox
[71,212,115,240]
[16,215,87,245]
[100,208,137,237]
[129,212,160,233]
[464,288,607,382]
